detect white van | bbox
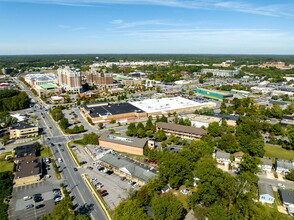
[23,196,32,201]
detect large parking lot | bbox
[9,162,63,220]
[72,145,134,210]
[9,181,60,220]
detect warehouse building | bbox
[194,88,233,99]
[156,122,207,140]
[130,97,216,116]
[99,131,147,155]
[80,102,147,124]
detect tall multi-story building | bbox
[57,66,82,93]
[86,67,113,87]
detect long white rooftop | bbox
[130,97,215,114]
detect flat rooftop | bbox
[100,131,147,149]
[130,97,215,114]
[15,157,42,179]
[14,144,37,159]
[10,121,37,130]
[83,102,145,118]
[195,88,232,96]
[25,73,57,82]
[184,114,221,123]
[39,83,57,89]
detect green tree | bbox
[114,199,149,220]
[154,130,167,142]
[151,194,186,220]
[239,154,261,173]
[286,169,294,181]
[59,118,69,130]
[137,128,146,138]
[1,134,10,146]
[219,133,239,153]
[208,122,222,137]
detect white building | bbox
[251,86,274,94]
[130,97,216,116]
[201,69,239,77]
[57,66,82,93]
[24,73,57,87]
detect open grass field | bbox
[40,145,53,158]
[0,152,14,172]
[264,144,294,160]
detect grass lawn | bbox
[40,145,53,158]
[264,144,294,160]
[0,152,14,172]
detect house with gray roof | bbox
[99,152,156,185]
[279,189,294,207]
[215,151,231,164]
[258,158,273,172]
[275,159,294,174]
[258,183,275,204]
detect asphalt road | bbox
[13,77,107,220]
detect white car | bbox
[180,189,191,195]
[54,197,63,202]
[23,196,32,201]
[278,183,286,188]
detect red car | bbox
[99,190,107,196]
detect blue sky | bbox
[0,0,294,55]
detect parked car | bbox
[180,189,191,195]
[33,194,43,202]
[26,204,34,209]
[87,166,93,170]
[35,204,45,209]
[73,168,78,171]
[99,190,108,196]
[23,196,32,201]
[54,196,63,202]
[278,183,285,188]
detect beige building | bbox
[86,67,113,87]
[57,66,82,93]
[34,83,61,96]
[9,122,38,139]
[156,122,207,140]
[14,157,42,186]
[99,131,147,155]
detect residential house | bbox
[258,158,273,172]
[275,160,294,175]
[215,151,231,164]
[258,183,275,204]
[161,185,172,194]
[279,189,294,207]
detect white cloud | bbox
[1,0,294,17]
[58,25,88,31]
[111,19,180,29]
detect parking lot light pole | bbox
[33,200,37,219]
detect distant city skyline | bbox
[0,0,294,55]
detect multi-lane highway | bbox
[13,77,107,220]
